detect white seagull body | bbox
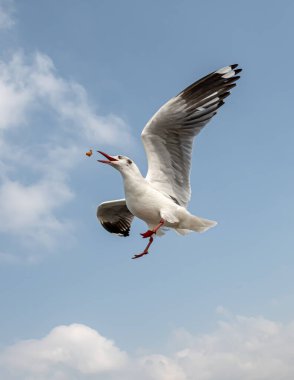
[96,64,241,258]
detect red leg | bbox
[132,237,154,259]
[140,219,165,239]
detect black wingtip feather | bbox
[101,221,130,237]
[220,91,231,100]
[174,64,241,129]
[225,83,237,91]
[223,76,240,85]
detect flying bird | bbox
[96,64,242,259]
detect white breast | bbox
[124,179,175,224]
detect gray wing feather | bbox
[97,199,134,237]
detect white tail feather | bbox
[175,228,191,235]
[187,215,217,233]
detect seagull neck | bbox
[120,167,146,193]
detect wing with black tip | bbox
[142,64,242,207]
[97,199,134,237]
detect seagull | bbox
[96,64,241,259]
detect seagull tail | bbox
[186,215,218,233]
[175,228,191,235]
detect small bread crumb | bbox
[86,149,93,157]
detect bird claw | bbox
[140,230,154,238]
[132,251,149,259]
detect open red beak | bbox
[97,151,118,164]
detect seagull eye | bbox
[127,159,132,165]
[118,155,123,159]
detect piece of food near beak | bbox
[86,149,93,157]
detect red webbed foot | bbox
[140,230,154,238]
[132,251,149,259]
[132,236,154,260]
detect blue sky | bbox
[1,0,294,379]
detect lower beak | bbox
[97,151,118,164]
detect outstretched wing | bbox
[141,64,241,207]
[97,199,134,237]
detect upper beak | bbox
[97,151,118,164]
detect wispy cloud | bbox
[0,251,20,264]
[0,52,131,142]
[1,312,294,380]
[0,0,14,30]
[0,51,132,261]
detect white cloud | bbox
[0,0,133,261]
[139,355,186,380]
[0,178,73,245]
[2,313,294,380]
[0,51,132,260]
[0,324,128,379]
[0,52,131,143]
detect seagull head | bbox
[97,151,140,176]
